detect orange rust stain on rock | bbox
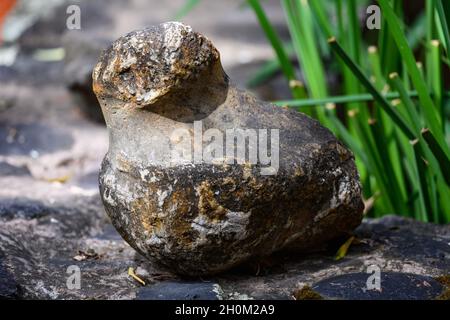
[196,180,227,221]
[116,154,133,173]
[336,142,352,161]
[294,166,305,177]
[165,187,196,247]
[130,197,160,234]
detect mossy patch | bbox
[435,275,450,300]
[293,286,323,300]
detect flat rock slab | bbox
[0,256,19,299]
[136,282,221,300]
[0,185,449,299]
[0,122,74,156]
[0,162,30,177]
[312,272,443,300]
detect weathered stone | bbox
[93,22,364,276]
[0,122,74,156]
[0,163,448,301]
[136,281,222,300]
[312,272,443,300]
[0,162,30,177]
[0,252,20,300]
[0,198,57,220]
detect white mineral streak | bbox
[191,210,250,246]
[162,21,192,65]
[34,281,59,299]
[139,168,150,181]
[141,89,159,103]
[92,62,101,82]
[102,172,117,206]
[212,284,225,300]
[157,186,172,209]
[103,189,116,206]
[337,176,353,204]
[119,53,136,69]
[146,233,164,246]
[313,171,355,223]
[102,55,117,82]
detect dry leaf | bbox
[335,236,355,261]
[128,267,146,285]
[44,175,71,183]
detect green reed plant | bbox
[178,0,450,223]
[246,0,450,223]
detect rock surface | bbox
[0,0,448,300]
[93,22,364,275]
[136,281,222,300]
[0,188,449,300]
[312,272,443,300]
[0,93,448,298]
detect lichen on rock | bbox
[93,22,221,107]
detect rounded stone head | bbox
[92,22,224,107]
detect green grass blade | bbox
[368,46,385,89]
[247,0,304,99]
[430,40,443,123]
[309,0,333,38]
[274,91,450,108]
[378,0,402,75]
[328,37,417,140]
[368,118,407,213]
[411,139,432,222]
[378,0,443,138]
[408,13,426,49]
[347,0,362,66]
[435,0,450,55]
[281,0,333,126]
[388,72,422,133]
[421,128,450,185]
[349,113,396,213]
[274,91,424,107]
[426,0,436,90]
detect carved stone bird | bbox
[93,22,363,275]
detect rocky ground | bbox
[0,0,449,300]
